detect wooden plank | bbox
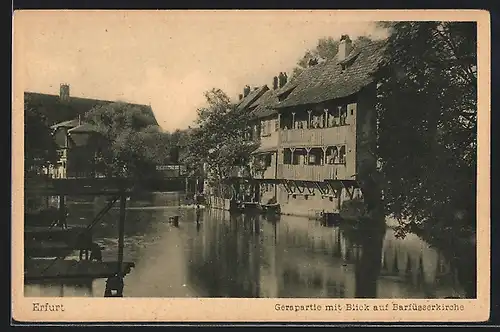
[24,259,135,281]
[24,226,89,243]
[24,188,134,197]
[25,242,75,258]
[25,241,99,258]
[25,177,135,196]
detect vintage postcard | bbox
[12,9,490,323]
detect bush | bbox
[339,198,368,220]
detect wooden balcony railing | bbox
[252,165,276,180]
[258,132,279,151]
[277,164,354,181]
[279,126,350,147]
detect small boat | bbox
[260,203,281,215]
[241,202,259,211]
[180,204,206,209]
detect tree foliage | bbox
[24,104,58,176]
[183,88,259,194]
[375,22,477,236]
[84,102,173,178]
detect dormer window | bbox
[278,87,295,102]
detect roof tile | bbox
[274,40,386,108]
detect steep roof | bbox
[274,40,387,109]
[50,119,80,129]
[248,83,293,118]
[67,123,99,133]
[24,92,157,126]
[236,86,269,112]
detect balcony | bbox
[257,132,279,151]
[277,164,354,182]
[279,126,350,147]
[252,165,276,180]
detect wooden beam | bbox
[25,188,133,197]
[340,180,355,200]
[324,180,341,194]
[24,259,135,281]
[314,182,326,195]
[304,182,314,195]
[117,194,127,275]
[292,180,304,194]
[281,180,294,194]
[58,195,66,229]
[345,186,354,200]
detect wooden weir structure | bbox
[24,177,138,297]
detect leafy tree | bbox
[183,88,259,197]
[84,102,172,178]
[375,22,477,237]
[24,104,58,177]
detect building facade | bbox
[48,118,108,178]
[237,35,386,218]
[25,83,157,179]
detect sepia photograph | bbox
[12,9,490,323]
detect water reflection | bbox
[24,194,470,298]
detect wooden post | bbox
[305,147,311,165]
[59,195,66,229]
[117,194,126,275]
[324,109,329,127]
[291,112,296,129]
[337,188,342,211]
[307,110,312,129]
[321,146,328,165]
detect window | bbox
[328,146,338,164]
[283,150,290,164]
[339,105,348,125]
[264,154,272,167]
[339,146,346,164]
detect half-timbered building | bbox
[246,35,386,217]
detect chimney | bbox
[60,83,70,102]
[337,34,353,62]
[278,72,288,88]
[273,76,279,90]
[239,94,243,100]
[243,85,251,97]
[308,58,318,67]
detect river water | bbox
[24,192,470,299]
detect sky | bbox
[16,10,390,132]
